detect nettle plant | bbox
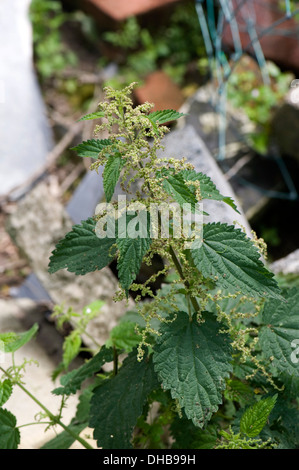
[1,83,299,450]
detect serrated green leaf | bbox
[153,312,233,428]
[116,212,151,294]
[222,197,240,214]
[0,332,17,346]
[171,415,218,449]
[2,323,38,353]
[0,380,13,407]
[62,331,81,369]
[225,379,255,406]
[103,153,125,202]
[259,287,299,376]
[191,223,281,299]
[0,409,20,449]
[75,387,93,423]
[89,350,159,449]
[106,321,141,353]
[162,174,198,211]
[158,169,239,214]
[78,111,105,121]
[178,169,221,198]
[173,169,240,213]
[117,237,151,294]
[240,395,277,437]
[148,109,186,125]
[266,396,299,448]
[71,138,113,158]
[48,218,117,275]
[52,345,114,396]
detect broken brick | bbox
[134,70,185,112]
[85,0,182,21]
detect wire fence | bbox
[195,0,299,200]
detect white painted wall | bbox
[0,0,53,196]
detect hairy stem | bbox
[136,158,201,317]
[168,245,200,317]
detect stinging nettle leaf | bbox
[117,236,151,294]
[52,345,114,396]
[78,111,105,121]
[174,169,240,214]
[48,218,117,275]
[170,414,218,449]
[148,109,186,125]
[106,321,141,353]
[158,169,239,214]
[116,212,152,294]
[222,197,240,214]
[71,138,113,159]
[62,331,81,369]
[0,332,17,345]
[162,174,198,212]
[0,409,20,449]
[259,287,299,376]
[0,380,13,407]
[191,223,281,300]
[103,153,125,202]
[240,394,277,437]
[89,350,159,449]
[153,312,233,428]
[83,300,105,317]
[1,323,38,353]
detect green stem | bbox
[0,367,94,450]
[168,245,200,318]
[117,110,200,317]
[17,421,51,428]
[79,329,101,349]
[70,319,102,349]
[113,346,118,376]
[137,160,200,317]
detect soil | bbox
[0,210,31,299]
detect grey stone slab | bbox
[10,272,52,303]
[12,171,105,303]
[179,84,254,160]
[12,171,105,302]
[0,0,53,197]
[178,84,299,222]
[270,103,299,162]
[66,170,104,224]
[270,249,299,275]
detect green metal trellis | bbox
[195,0,299,201]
